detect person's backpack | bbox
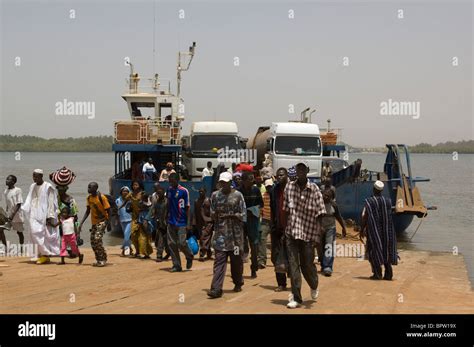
[97,192,111,231]
[97,192,106,209]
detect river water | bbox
[1,152,472,286]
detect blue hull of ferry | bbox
[109,144,428,235]
[111,176,214,214]
[335,180,415,234]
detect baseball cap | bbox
[219,171,233,182]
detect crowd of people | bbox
[0,161,398,309]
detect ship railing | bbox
[125,76,174,95]
[114,119,181,145]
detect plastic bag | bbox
[187,235,199,255]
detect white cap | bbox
[33,169,43,174]
[264,178,274,187]
[374,180,384,191]
[219,171,233,182]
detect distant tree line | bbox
[0,135,113,152]
[0,135,472,153]
[408,140,474,154]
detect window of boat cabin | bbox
[131,102,156,119]
[159,103,172,122]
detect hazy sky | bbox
[1,0,472,147]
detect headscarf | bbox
[120,186,131,193]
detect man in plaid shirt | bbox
[284,161,326,308]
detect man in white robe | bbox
[22,169,60,264]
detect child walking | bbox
[55,206,84,265]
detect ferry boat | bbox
[109,42,214,232]
[108,43,432,235]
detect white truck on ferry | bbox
[247,121,323,178]
[182,121,241,180]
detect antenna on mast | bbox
[177,42,196,98]
[152,0,156,74]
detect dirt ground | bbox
[1,227,473,314]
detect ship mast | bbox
[177,42,196,98]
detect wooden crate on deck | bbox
[321,132,338,146]
[148,126,172,145]
[115,122,143,144]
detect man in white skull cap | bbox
[360,180,398,280]
[22,169,60,264]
